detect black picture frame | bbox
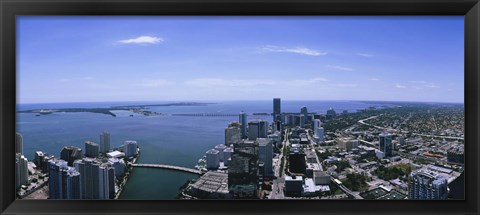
[1,0,479,214]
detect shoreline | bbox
[115,148,141,199]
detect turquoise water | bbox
[16,100,377,199]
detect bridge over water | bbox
[131,163,203,175]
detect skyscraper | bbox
[258,138,273,177]
[247,120,268,141]
[228,140,259,199]
[124,140,138,158]
[73,158,115,199]
[313,119,320,134]
[239,111,248,139]
[84,141,99,158]
[60,146,83,166]
[15,153,29,189]
[48,159,81,199]
[379,132,393,157]
[273,98,281,121]
[225,122,242,146]
[15,132,23,154]
[206,149,220,170]
[408,169,448,200]
[99,131,111,153]
[300,106,308,125]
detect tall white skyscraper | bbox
[15,153,29,189]
[408,169,448,200]
[124,140,138,158]
[99,131,111,153]
[313,119,322,137]
[73,158,114,199]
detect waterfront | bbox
[17,100,378,199]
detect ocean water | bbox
[16,100,380,199]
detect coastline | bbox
[115,148,141,199]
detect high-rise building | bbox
[225,122,242,146]
[300,106,308,125]
[15,153,29,189]
[60,146,83,166]
[206,149,220,170]
[99,131,111,153]
[408,169,448,200]
[108,158,126,178]
[223,147,234,166]
[326,108,336,120]
[73,158,115,199]
[239,111,248,139]
[247,120,268,141]
[228,140,259,199]
[34,151,44,167]
[317,127,325,142]
[379,132,393,157]
[273,98,281,121]
[48,159,81,199]
[215,144,227,162]
[124,140,138,158]
[84,141,99,158]
[15,132,23,154]
[258,138,273,177]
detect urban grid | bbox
[15,98,464,200]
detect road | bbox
[269,128,289,199]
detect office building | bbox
[268,132,281,148]
[273,98,281,121]
[239,111,248,139]
[300,106,308,125]
[258,138,273,177]
[15,132,23,154]
[206,149,220,170]
[337,138,359,151]
[408,169,448,200]
[285,176,303,196]
[228,140,259,199]
[289,147,306,174]
[225,122,242,146]
[124,140,138,158]
[84,141,99,158]
[60,146,83,166]
[15,153,29,189]
[99,131,111,153]
[379,132,393,157]
[247,120,268,141]
[326,108,336,119]
[447,144,464,164]
[48,159,81,199]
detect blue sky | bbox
[17,16,464,104]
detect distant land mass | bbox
[16,102,216,117]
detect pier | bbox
[131,163,203,175]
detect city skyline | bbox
[17,16,464,104]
